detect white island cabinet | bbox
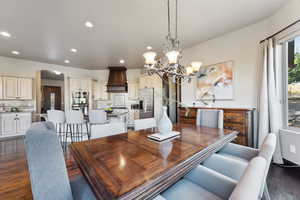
[0,112,32,136]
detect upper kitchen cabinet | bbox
[128,81,139,100]
[69,78,91,92]
[92,80,108,101]
[3,76,33,100]
[0,77,3,99]
[18,78,33,99]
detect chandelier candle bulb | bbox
[143,51,157,65]
[191,62,202,72]
[166,50,180,64]
[186,66,193,75]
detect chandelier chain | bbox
[167,0,171,38]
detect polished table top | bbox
[70,123,238,200]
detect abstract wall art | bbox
[196,61,234,100]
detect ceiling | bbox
[0,0,288,70]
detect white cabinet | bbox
[0,77,3,99]
[3,77,33,100]
[93,80,108,100]
[3,77,18,99]
[1,113,17,135]
[18,78,33,99]
[0,113,32,136]
[69,78,91,92]
[16,113,32,133]
[128,82,139,100]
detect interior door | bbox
[42,86,62,113]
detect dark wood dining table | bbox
[70,123,238,200]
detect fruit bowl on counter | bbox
[105,108,113,114]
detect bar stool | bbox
[65,110,90,142]
[47,110,66,148]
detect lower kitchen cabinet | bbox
[0,113,32,136]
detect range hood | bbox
[107,66,128,93]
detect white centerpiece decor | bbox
[158,106,173,135]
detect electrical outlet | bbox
[290,145,296,154]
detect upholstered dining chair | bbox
[160,156,267,200]
[134,118,157,131]
[203,133,276,200]
[196,109,224,129]
[25,122,96,200]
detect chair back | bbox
[25,122,73,200]
[229,157,266,200]
[47,110,65,124]
[89,110,107,124]
[91,122,126,139]
[196,109,223,129]
[134,118,157,131]
[258,133,277,197]
[65,110,84,124]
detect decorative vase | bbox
[158,106,173,135]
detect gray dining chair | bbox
[160,156,267,200]
[25,122,96,200]
[203,133,276,200]
[196,109,224,129]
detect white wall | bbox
[267,0,300,34]
[181,20,268,108]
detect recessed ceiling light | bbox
[11,51,20,55]
[0,31,11,38]
[85,21,94,28]
[64,60,70,64]
[70,48,77,53]
[120,59,125,64]
[147,46,152,50]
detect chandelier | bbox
[143,0,202,83]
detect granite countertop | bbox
[107,111,129,117]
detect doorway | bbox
[40,70,65,114]
[41,86,62,113]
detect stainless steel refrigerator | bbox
[139,88,154,119]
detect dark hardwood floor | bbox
[268,163,300,200]
[0,137,299,200]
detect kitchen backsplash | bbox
[0,100,35,112]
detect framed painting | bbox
[196,61,234,100]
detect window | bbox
[286,35,300,128]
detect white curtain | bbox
[257,38,284,164]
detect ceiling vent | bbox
[107,67,128,93]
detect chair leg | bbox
[86,122,90,140]
[262,184,271,200]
